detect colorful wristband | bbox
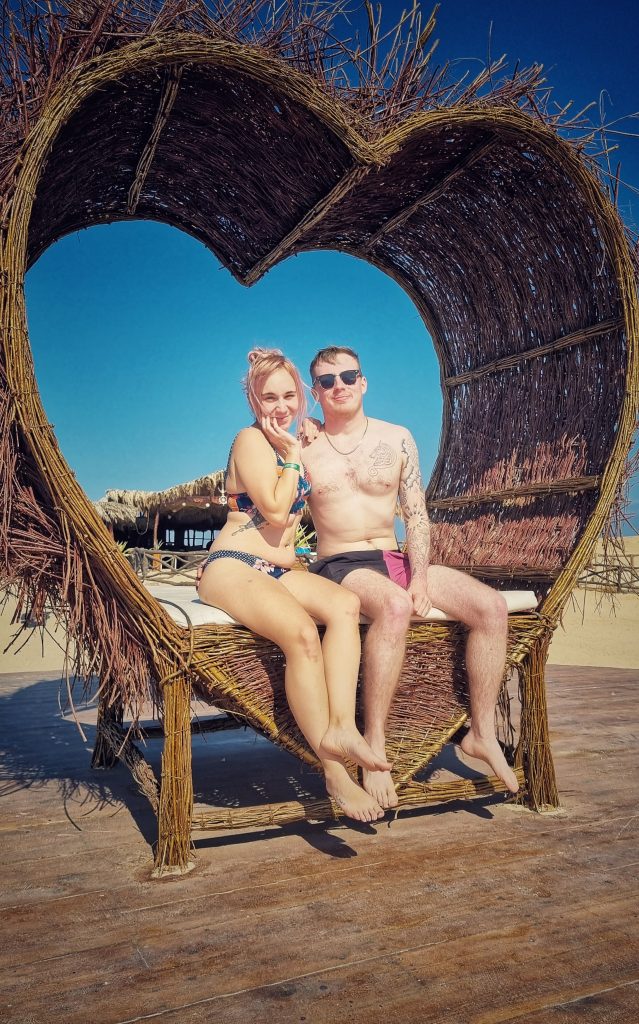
[282,462,301,472]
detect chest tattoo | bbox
[368,441,397,479]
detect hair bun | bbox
[247,346,283,365]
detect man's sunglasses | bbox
[313,369,362,390]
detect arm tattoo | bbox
[401,435,422,490]
[368,440,397,479]
[399,435,430,577]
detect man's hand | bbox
[398,430,431,611]
[299,417,322,446]
[408,577,432,618]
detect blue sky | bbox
[25,0,638,525]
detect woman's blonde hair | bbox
[244,348,307,425]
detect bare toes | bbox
[460,733,519,793]
[362,768,398,811]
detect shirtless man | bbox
[303,346,519,809]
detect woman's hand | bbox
[230,424,301,529]
[260,415,301,462]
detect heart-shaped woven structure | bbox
[2,1,638,873]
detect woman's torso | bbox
[210,428,311,568]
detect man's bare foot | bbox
[362,766,399,809]
[320,726,392,773]
[324,763,385,822]
[460,730,519,793]
[360,735,398,809]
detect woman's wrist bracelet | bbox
[282,462,301,472]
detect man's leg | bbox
[338,569,413,808]
[425,565,518,793]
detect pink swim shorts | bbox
[308,548,412,588]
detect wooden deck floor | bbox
[1,665,638,1023]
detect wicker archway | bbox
[2,1,638,874]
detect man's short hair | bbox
[309,346,361,382]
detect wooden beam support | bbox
[445,317,624,387]
[191,767,525,831]
[154,671,194,876]
[427,475,601,510]
[241,163,371,286]
[152,509,159,549]
[127,65,182,216]
[91,713,160,812]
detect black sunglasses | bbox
[313,369,362,390]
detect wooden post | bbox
[152,510,159,549]
[91,688,123,770]
[515,632,560,811]
[153,671,195,877]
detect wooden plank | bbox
[5,786,638,940]
[492,983,639,1024]
[3,820,639,1009]
[0,666,637,1024]
[109,977,639,1024]
[3,904,638,1023]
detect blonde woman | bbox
[198,349,389,821]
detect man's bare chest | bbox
[307,439,401,497]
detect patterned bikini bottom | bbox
[203,549,291,580]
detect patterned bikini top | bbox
[226,449,311,516]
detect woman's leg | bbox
[198,560,384,821]
[280,571,390,773]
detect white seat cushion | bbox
[145,583,538,628]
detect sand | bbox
[2,537,637,673]
[547,533,638,668]
[0,593,72,673]
[548,589,638,667]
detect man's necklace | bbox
[323,417,369,456]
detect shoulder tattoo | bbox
[401,435,423,491]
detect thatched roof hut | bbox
[94,471,228,545]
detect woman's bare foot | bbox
[324,763,385,822]
[320,726,391,773]
[460,730,519,793]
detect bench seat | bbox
[145,582,539,627]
